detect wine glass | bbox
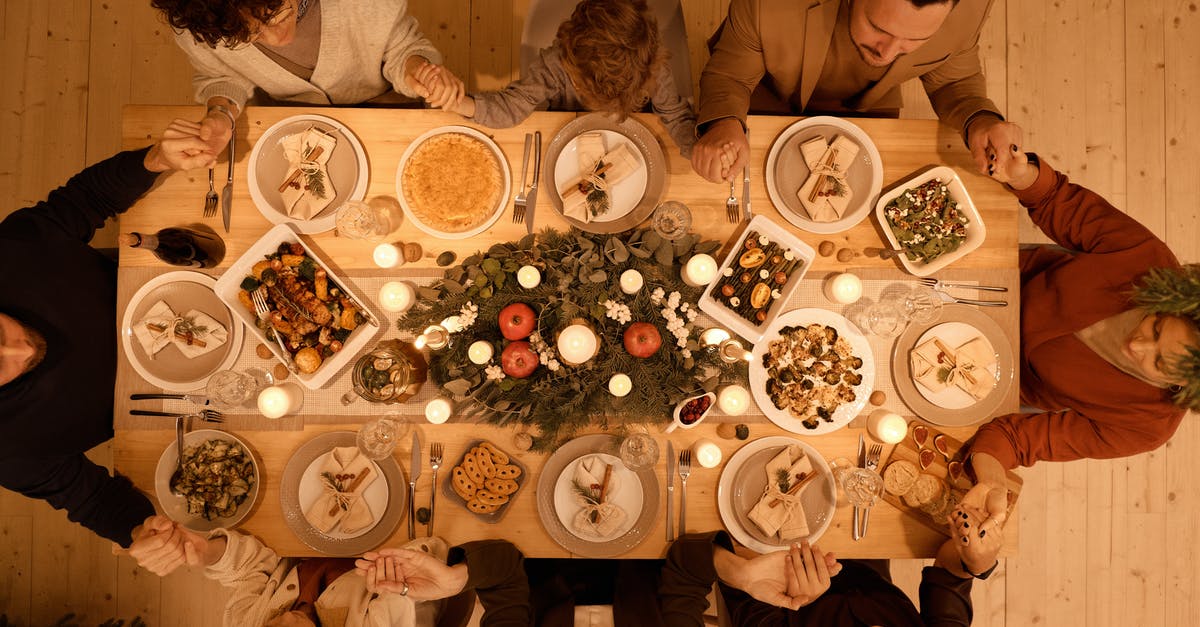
[618,432,660,471]
[206,368,271,409]
[862,298,906,337]
[335,196,402,241]
[356,414,411,460]
[900,285,943,324]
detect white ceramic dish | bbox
[121,271,243,392]
[394,125,511,240]
[666,392,716,433]
[212,223,383,390]
[552,129,647,223]
[765,116,884,234]
[717,436,836,552]
[874,165,985,277]
[296,452,387,539]
[247,114,370,234]
[911,321,999,409]
[698,214,816,344]
[552,453,643,543]
[749,308,875,435]
[155,429,260,532]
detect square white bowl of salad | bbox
[874,165,985,277]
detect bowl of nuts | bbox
[698,214,816,343]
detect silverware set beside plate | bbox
[201,134,236,233]
[918,276,1008,307]
[512,131,541,234]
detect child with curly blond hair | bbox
[414,0,696,155]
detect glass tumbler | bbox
[206,368,271,409]
[863,299,906,338]
[335,196,403,241]
[356,414,411,460]
[650,201,692,240]
[618,432,660,471]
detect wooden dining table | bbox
[114,105,1021,559]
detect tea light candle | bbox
[468,341,494,365]
[619,269,644,294]
[693,438,723,468]
[868,409,908,444]
[699,327,732,347]
[415,325,449,350]
[373,243,401,269]
[717,385,751,416]
[608,373,632,397]
[378,281,415,313]
[682,253,718,287]
[257,384,303,419]
[824,272,863,304]
[425,398,453,424]
[718,338,753,364]
[517,265,541,289]
[557,324,599,365]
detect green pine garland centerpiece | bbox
[399,228,749,450]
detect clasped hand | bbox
[354,547,468,601]
[735,541,841,611]
[947,483,1008,574]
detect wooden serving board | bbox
[879,421,1023,536]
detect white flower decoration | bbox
[485,365,506,381]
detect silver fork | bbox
[427,443,443,537]
[725,179,740,223]
[130,408,224,423]
[203,169,218,217]
[678,449,692,534]
[859,444,883,538]
[512,133,532,223]
[919,277,1008,292]
[251,287,299,373]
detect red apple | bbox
[499,303,537,340]
[623,322,662,359]
[501,341,539,378]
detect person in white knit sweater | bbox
[151,0,461,156]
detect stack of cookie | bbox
[883,459,965,527]
[450,441,523,515]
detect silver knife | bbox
[853,434,865,541]
[221,134,234,233]
[130,393,211,406]
[408,431,421,539]
[525,131,541,235]
[665,440,675,542]
[742,130,752,221]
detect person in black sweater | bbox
[0,120,218,549]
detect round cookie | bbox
[883,460,920,496]
[903,474,943,508]
[484,477,519,496]
[494,464,522,480]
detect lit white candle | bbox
[425,398,453,424]
[824,272,863,304]
[717,385,751,416]
[718,338,753,364]
[557,324,599,365]
[378,281,415,313]
[415,325,449,351]
[257,384,303,419]
[699,327,732,347]
[868,409,908,444]
[373,243,401,269]
[619,269,644,295]
[608,373,632,397]
[681,253,719,287]
[517,265,541,289]
[468,341,495,365]
[693,438,723,468]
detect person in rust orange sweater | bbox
[967,146,1200,490]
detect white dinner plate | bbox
[552,130,647,224]
[247,114,370,234]
[155,429,260,532]
[765,116,883,234]
[911,321,999,409]
[121,271,243,392]
[296,452,387,539]
[552,453,643,543]
[718,436,836,552]
[749,308,875,435]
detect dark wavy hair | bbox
[1131,263,1200,410]
[151,0,286,47]
[557,0,664,118]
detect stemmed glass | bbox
[900,285,943,324]
[862,298,906,338]
[206,368,272,408]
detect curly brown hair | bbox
[556,0,664,118]
[151,0,286,47]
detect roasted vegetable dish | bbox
[712,231,806,326]
[762,324,865,430]
[882,178,968,264]
[237,242,368,374]
[171,438,256,520]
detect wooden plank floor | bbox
[1,0,1198,624]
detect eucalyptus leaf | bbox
[642,231,662,250]
[654,241,674,266]
[488,244,512,257]
[502,259,520,272]
[443,280,466,294]
[482,258,502,275]
[463,254,482,266]
[417,286,439,300]
[672,234,699,256]
[695,240,721,255]
[479,285,494,298]
[494,273,507,289]
[628,242,652,259]
[443,378,473,397]
[588,270,607,283]
[518,233,536,249]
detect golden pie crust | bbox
[402,133,503,233]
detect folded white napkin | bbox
[561,142,641,222]
[133,302,228,359]
[280,127,338,220]
[303,447,377,534]
[747,446,813,540]
[910,336,997,399]
[797,135,859,222]
[571,455,627,538]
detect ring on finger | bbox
[401,581,409,596]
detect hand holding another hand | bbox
[691,118,749,183]
[405,59,469,114]
[947,484,1008,575]
[143,119,221,172]
[355,547,468,601]
[723,542,839,610]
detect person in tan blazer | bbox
[692,0,1023,182]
